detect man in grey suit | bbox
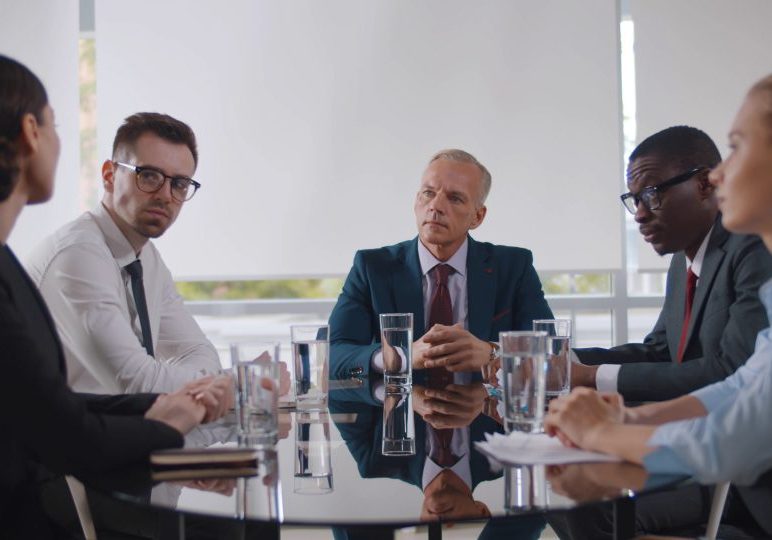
[572,126,772,402]
[551,127,772,539]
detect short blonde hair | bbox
[429,149,492,205]
[749,74,772,139]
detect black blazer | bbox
[0,245,182,538]
[576,218,772,401]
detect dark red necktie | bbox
[426,264,455,454]
[426,264,454,388]
[676,267,698,362]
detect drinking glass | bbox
[231,341,281,445]
[379,313,413,386]
[291,324,329,409]
[294,410,333,494]
[382,384,415,455]
[533,319,572,404]
[499,331,548,433]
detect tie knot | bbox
[432,264,453,286]
[686,267,698,287]
[125,259,143,279]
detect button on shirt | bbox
[595,228,714,392]
[25,204,221,394]
[643,278,772,485]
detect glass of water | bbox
[533,319,572,404]
[294,410,333,495]
[231,341,281,445]
[291,324,329,409]
[500,331,548,433]
[382,384,415,455]
[379,313,413,386]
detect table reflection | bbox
[75,377,685,539]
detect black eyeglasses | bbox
[114,162,201,202]
[620,167,707,214]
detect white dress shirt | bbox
[26,204,221,393]
[594,227,714,392]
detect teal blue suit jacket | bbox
[328,236,554,379]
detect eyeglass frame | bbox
[113,161,202,202]
[620,166,708,215]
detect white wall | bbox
[95,0,624,279]
[1,0,81,260]
[631,0,772,270]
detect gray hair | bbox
[429,148,492,205]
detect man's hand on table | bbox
[571,361,599,389]
[412,383,487,429]
[421,324,494,372]
[145,389,206,435]
[183,374,235,423]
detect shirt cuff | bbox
[595,364,621,393]
[371,349,384,373]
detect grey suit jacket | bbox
[575,218,772,401]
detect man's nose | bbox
[634,200,652,223]
[428,194,447,214]
[154,179,174,202]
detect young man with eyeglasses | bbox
[25,113,224,394]
[570,125,772,403]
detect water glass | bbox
[232,341,281,445]
[235,448,283,520]
[382,384,415,455]
[294,410,333,494]
[291,324,329,409]
[500,331,548,433]
[533,319,572,403]
[504,464,550,511]
[379,313,413,386]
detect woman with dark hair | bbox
[0,54,225,539]
[546,73,772,537]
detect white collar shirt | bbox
[25,203,220,393]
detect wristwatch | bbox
[488,342,501,364]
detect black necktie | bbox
[125,259,154,357]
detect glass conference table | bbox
[78,377,685,540]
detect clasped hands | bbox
[414,323,495,374]
[544,387,626,451]
[412,383,488,429]
[145,374,235,435]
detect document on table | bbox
[475,432,621,465]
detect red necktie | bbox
[427,264,454,388]
[676,267,698,362]
[426,264,455,452]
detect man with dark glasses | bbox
[571,125,772,403]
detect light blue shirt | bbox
[644,278,772,485]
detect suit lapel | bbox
[392,238,426,338]
[466,237,496,341]
[685,221,729,344]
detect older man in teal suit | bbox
[329,149,553,382]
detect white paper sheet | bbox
[475,432,621,466]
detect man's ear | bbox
[697,169,716,199]
[102,160,116,193]
[470,205,487,230]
